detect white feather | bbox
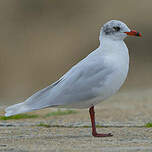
[5,20,130,116]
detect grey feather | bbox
[5,49,113,116]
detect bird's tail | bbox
[5,102,34,117]
[5,80,63,117]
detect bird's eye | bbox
[113,26,120,31]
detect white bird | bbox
[5,20,141,137]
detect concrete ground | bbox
[0,88,152,152]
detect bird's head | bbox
[100,20,142,41]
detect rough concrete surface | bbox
[0,89,152,152]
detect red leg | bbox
[89,106,113,137]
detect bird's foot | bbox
[92,132,113,137]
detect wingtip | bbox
[5,107,15,117]
[5,113,9,117]
[4,112,12,117]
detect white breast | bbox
[91,40,129,106]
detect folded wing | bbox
[5,53,113,116]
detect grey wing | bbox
[5,51,115,116]
[23,55,113,110]
[47,58,113,107]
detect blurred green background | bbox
[0,0,151,104]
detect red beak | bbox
[124,30,142,37]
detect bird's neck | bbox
[99,36,128,54]
[99,36,122,46]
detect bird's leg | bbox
[89,106,113,137]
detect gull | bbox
[5,20,141,137]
